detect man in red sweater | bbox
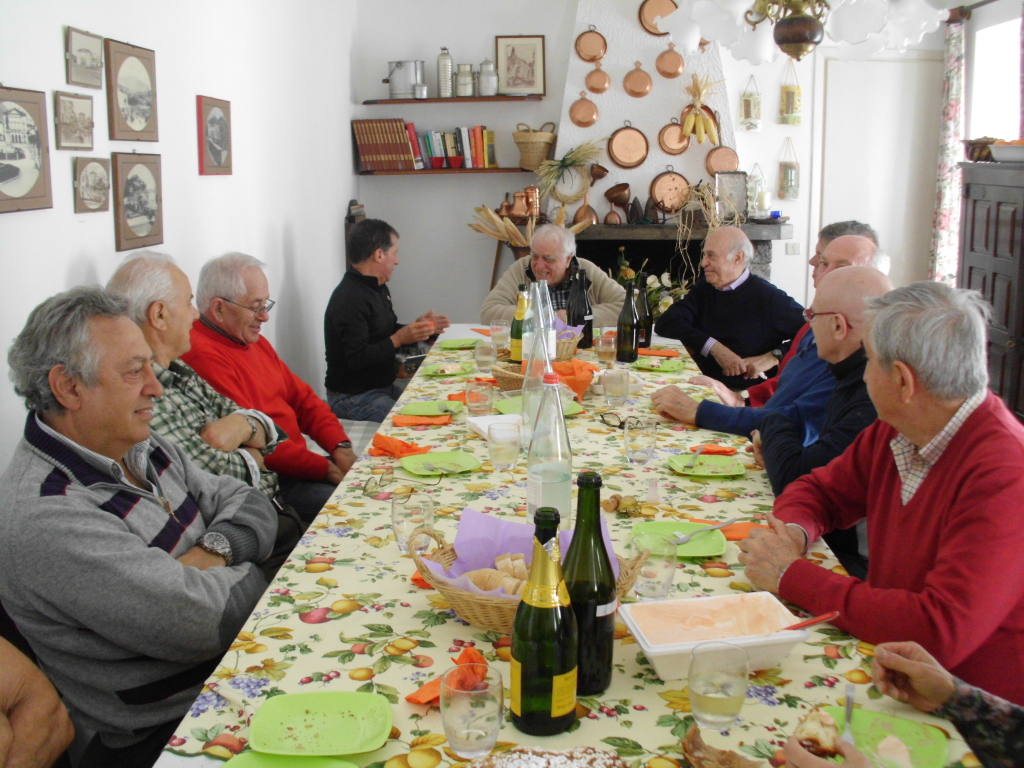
[182,253,355,522]
[738,281,1024,705]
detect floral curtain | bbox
[929,19,966,286]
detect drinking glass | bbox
[595,335,617,367]
[603,369,630,407]
[465,381,495,415]
[630,530,676,600]
[440,664,504,760]
[475,341,497,374]
[688,642,750,731]
[391,494,434,555]
[624,420,657,465]
[490,320,511,350]
[488,423,521,470]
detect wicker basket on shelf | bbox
[410,528,648,634]
[513,122,556,171]
[491,362,525,392]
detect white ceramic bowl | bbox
[990,144,1024,162]
[619,592,811,681]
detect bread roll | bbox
[494,554,513,576]
[792,708,839,758]
[466,568,506,591]
[511,553,528,580]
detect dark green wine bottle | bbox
[510,508,578,736]
[634,272,653,349]
[616,280,639,362]
[563,472,616,696]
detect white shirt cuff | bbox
[231,409,280,449]
[701,337,718,358]
[236,447,261,486]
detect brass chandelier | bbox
[746,0,831,60]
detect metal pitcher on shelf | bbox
[383,60,424,99]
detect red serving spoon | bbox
[781,610,840,631]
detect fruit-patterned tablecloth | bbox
[157,329,971,768]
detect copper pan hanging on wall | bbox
[607,121,648,169]
[623,62,653,98]
[705,146,740,175]
[656,42,685,78]
[658,117,689,155]
[575,25,608,62]
[650,166,690,213]
[585,62,611,94]
[638,0,679,36]
[569,92,599,128]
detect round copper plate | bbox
[608,123,649,169]
[650,169,690,213]
[639,0,679,36]
[575,27,607,62]
[656,43,685,78]
[658,118,690,155]
[569,92,598,128]
[585,62,611,94]
[623,62,653,98]
[705,146,740,175]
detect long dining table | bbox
[156,324,970,767]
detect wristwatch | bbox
[335,440,352,451]
[771,348,784,361]
[198,531,234,566]
[244,415,260,443]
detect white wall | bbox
[0,0,357,471]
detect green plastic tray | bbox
[399,450,481,476]
[822,706,947,768]
[668,453,745,478]
[249,691,392,756]
[399,400,464,416]
[632,520,728,558]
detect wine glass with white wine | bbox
[688,641,749,731]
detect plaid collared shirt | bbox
[150,360,281,499]
[526,257,577,312]
[890,389,986,504]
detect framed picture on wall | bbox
[54,91,94,150]
[715,171,749,221]
[0,87,53,214]
[73,157,110,213]
[197,95,232,175]
[112,152,162,251]
[104,39,158,141]
[495,35,545,96]
[66,27,104,89]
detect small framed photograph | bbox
[66,27,104,89]
[0,87,53,214]
[715,171,748,221]
[73,157,110,213]
[105,38,158,141]
[197,95,231,175]
[54,92,93,150]
[112,152,162,251]
[495,35,545,96]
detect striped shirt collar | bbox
[889,389,986,504]
[718,268,750,292]
[199,314,247,346]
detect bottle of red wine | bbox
[566,266,594,349]
[562,471,616,695]
[510,508,578,736]
[634,272,653,349]
[616,279,639,363]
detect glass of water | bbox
[603,369,630,407]
[488,423,521,470]
[688,642,749,731]
[440,664,504,760]
[490,321,511,350]
[391,494,434,555]
[630,530,676,600]
[465,380,495,415]
[624,420,657,465]
[475,340,497,373]
[595,335,616,368]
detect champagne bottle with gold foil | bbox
[510,508,578,736]
[509,284,528,364]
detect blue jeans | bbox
[328,383,403,423]
[278,477,339,523]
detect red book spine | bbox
[472,126,484,169]
[405,122,423,169]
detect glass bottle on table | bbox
[562,471,616,696]
[509,283,528,364]
[634,272,653,349]
[526,372,572,530]
[616,279,639,363]
[566,267,594,350]
[529,280,556,360]
[510,508,578,737]
[521,327,555,446]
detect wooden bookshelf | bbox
[362,95,543,105]
[358,167,531,176]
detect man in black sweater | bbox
[654,227,805,390]
[752,266,893,579]
[324,219,449,422]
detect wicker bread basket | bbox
[513,122,556,171]
[555,334,582,360]
[491,362,525,392]
[410,528,647,634]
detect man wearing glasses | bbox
[183,253,355,521]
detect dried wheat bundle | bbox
[535,141,604,206]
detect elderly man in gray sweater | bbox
[0,287,277,767]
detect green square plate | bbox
[494,395,583,417]
[822,706,946,768]
[668,453,745,478]
[227,753,357,768]
[632,520,728,558]
[420,363,474,377]
[399,400,464,416]
[249,690,392,756]
[399,450,481,476]
[633,357,684,372]
[438,338,479,349]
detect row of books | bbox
[351,118,497,172]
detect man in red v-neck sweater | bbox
[738,281,1024,706]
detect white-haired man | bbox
[480,223,625,327]
[738,282,1024,706]
[654,226,805,390]
[182,254,356,521]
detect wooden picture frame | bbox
[197,95,231,175]
[112,152,162,251]
[495,35,545,96]
[0,87,53,214]
[66,27,103,89]
[54,91,93,150]
[73,157,110,213]
[105,39,158,141]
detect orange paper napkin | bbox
[391,414,452,427]
[638,348,680,358]
[687,519,770,541]
[689,443,738,455]
[471,327,491,337]
[368,433,431,458]
[411,570,433,590]
[520,358,599,401]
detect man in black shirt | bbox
[324,220,449,422]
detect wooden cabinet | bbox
[958,161,1024,420]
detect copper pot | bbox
[524,186,541,217]
[510,191,529,218]
[604,183,631,207]
[573,193,599,226]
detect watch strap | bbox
[198,531,234,566]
